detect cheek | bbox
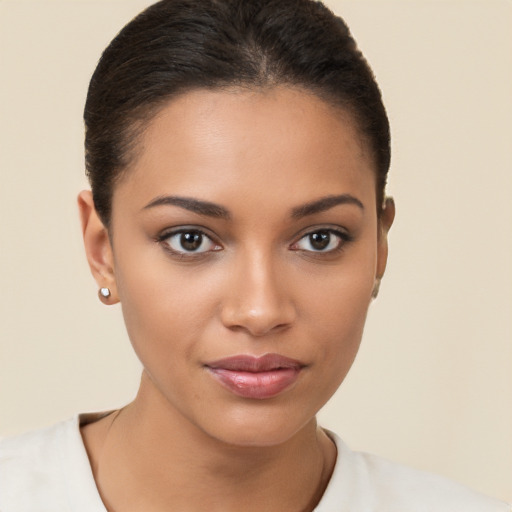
[309,281,371,361]
[298,248,376,368]
[301,242,376,323]
[113,250,215,368]
[304,288,370,406]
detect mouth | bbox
[204,354,304,400]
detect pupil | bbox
[180,232,202,251]
[310,231,330,250]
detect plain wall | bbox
[0,0,510,503]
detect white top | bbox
[0,414,510,512]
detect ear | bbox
[77,190,119,304]
[375,197,395,281]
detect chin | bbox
[197,405,318,449]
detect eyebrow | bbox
[143,195,231,219]
[142,193,363,221]
[291,194,364,219]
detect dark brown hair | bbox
[84,0,390,225]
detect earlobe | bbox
[375,196,395,287]
[77,190,119,304]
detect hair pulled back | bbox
[84,0,390,225]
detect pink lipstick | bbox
[205,354,303,399]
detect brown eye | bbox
[162,230,219,254]
[180,232,203,251]
[293,229,346,253]
[309,231,331,250]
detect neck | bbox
[82,372,337,512]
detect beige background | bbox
[1,0,511,503]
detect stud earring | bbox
[99,287,111,299]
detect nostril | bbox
[221,309,293,337]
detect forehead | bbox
[114,86,377,214]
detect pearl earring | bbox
[99,287,111,299]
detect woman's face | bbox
[90,87,392,446]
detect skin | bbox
[78,86,394,512]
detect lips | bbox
[205,354,303,399]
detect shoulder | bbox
[316,431,511,512]
[0,415,106,512]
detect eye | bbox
[292,229,347,253]
[160,229,220,255]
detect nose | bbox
[220,250,296,337]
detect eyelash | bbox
[156,227,353,258]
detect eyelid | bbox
[291,224,352,242]
[157,224,219,240]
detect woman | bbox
[0,0,510,510]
